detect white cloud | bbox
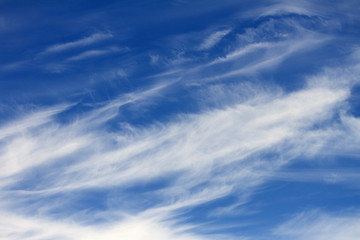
[202,35,328,82]
[0,211,207,240]
[66,47,125,61]
[0,57,358,240]
[0,66,351,205]
[0,104,70,140]
[274,210,360,240]
[13,84,346,192]
[0,66,354,238]
[1,6,359,238]
[261,168,360,184]
[150,16,331,86]
[0,32,115,72]
[39,32,113,56]
[198,29,231,50]
[0,60,27,71]
[150,54,160,64]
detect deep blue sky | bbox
[0,1,360,239]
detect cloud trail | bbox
[66,47,127,62]
[40,32,113,56]
[198,29,231,50]
[274,210,360,240]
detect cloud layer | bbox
[0,0,360,239]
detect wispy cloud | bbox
[274,210,360,240]
[39,32,113,56]
[0,60,27,71]
[0,63,355,239]
[263,168,360,184]
[6,84,348,191]
[198,29,231,50]
[149,14,331,85]
[0,32,116,73]
[1,2,360,239]
[0,104,70,140]
[0,210,207,240]
[66,46,126,62]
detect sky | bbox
[0,0,360,239]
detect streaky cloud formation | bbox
[66,47,127,62]
[0,0,359,239]
[274,210,360,240]
[0,64,358,239]
[39,32,114,56]
[198,29,232,50]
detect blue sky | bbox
[0,0,360,239]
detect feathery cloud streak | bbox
[0,1,360,239]
[0,64,358,239]
[40,32,114,56]
[274,210,360,240]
